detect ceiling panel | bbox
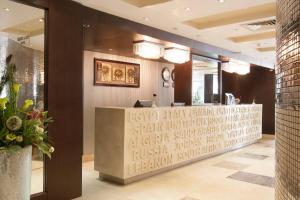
[121,0,172,7]
[229,31,275,43]
[257,47,275,52]
[73,0,276,67]
[184,3,276,30]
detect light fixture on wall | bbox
[163,48,190,64]
[133,41,164,59]
[222,59,250,75]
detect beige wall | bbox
[83,51,174,155]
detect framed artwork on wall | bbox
[94,58,140,87]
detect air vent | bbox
[242,19,276,32]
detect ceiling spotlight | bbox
[39,18,44,22]
[217,0,225,3]
[185,7,191,11]
[4,8,10,12]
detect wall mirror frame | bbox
[191,54,222,105]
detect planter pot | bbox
[0,146,32,200]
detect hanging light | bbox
[222,59,250,75]
[133,41,164,59]
[163,48,190,64]
[222,62,235,73]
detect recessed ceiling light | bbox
[143,17,149,21]
[4,8,10,12]
[185,7,191,11]
[39,18,44,22]
[217,0,225,3]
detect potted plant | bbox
[0,55,54,200]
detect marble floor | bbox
[31,160,43,194]
[75,135,275,200]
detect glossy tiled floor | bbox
[75,135,275,200]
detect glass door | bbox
[0,0,45,195]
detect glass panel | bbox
[0,0,45,194]
[192,55,219,105]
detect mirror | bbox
[0,0,45,194]
[192,55,219,105]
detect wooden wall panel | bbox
[222,66,275,134]
[174,58,192,105]
[204,74,214,103]
[46,0,83,199]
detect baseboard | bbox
[262,134,275,139]
[82,154,94,163]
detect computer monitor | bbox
[171,102,186,107]
[134,100,152,108]
[225,93,235,105]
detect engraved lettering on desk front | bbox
[124,106,262,177]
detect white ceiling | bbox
[0,0,44,51]
[74,0,276,68]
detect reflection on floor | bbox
[75,136,275,200]
[31,161,43,194]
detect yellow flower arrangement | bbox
[0,55,54,158]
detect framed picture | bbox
[94,58,140,88]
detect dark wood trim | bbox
[46,0,84,199]
[10,0,49,9]
[174,54,192,105]
[94,58,140,88]
[218,63,222,103]
[31,192,47,200]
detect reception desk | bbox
[94,104,262,184]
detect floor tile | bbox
[67,138,275,200]
[180,197,200,200]
[214,161,249,171]
[237,152,269,160]
[228,171,275,188]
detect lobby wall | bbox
[83,50,174,155]
[222,66,275,134]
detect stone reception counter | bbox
[94,104,262,184]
